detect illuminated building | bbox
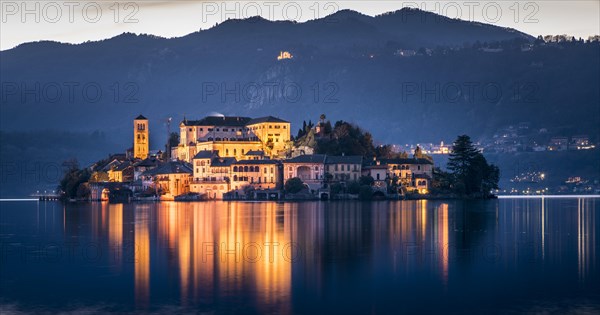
[174,115,291,162]
[277,51,293,60]
[133,114,149,159]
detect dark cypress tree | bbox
[447,135,479,177]
[447,135,499,196]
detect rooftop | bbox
[245,150,265,156]
[325,155,363,164]
[193,150,216,159]
[234,159,279,165]
[182,116,251,127]
[181,115,289,127]
[135,114,147,120]
[381,158,433,165]
[246,116,289,125]
[142,161,192,175]
[211,157,237,167]
[285,154,327,164]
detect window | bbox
[189,128,192,132]
[216,128,220,131]
[233,166,238,172]
[264,167,267,173]
[244,166,249,172]
[200,128,203,131]
[315,166,319,171]
[418,165,421,170]
[376,173,380,180]
[223,128,228,132]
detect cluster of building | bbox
[483,123,595,153]
[89,114,434,201]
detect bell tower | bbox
[134,114,149,159]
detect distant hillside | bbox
[1,9,549,141]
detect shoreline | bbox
[3,194,600,202]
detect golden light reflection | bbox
[153,202,293,310]
[135,206,150,308]
[437,203,449,284]
[108,204,123,266]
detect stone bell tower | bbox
[134,114,149,159]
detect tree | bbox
[284,177,305,194]
[330,183,343,195]
[347,181,361,194]
[447,135,480,177]
[359,175,374,186]
[168,132,179,148]
[58,160,91,199]
[447,135,500,197]
[358,185,373,200]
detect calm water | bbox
[0,199,599,314]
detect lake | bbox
[1,198,599,314]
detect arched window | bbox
[233,166,238,172]
[233,175,238,181]
[244,166,249,172]
[226,149,229,155]
[234,149,237,155]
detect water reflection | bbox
[134,206,150,308]
[0,198,598,314]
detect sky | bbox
[1,0,599,50]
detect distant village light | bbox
[277,51,293,60]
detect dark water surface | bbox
[1,198,599,314]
